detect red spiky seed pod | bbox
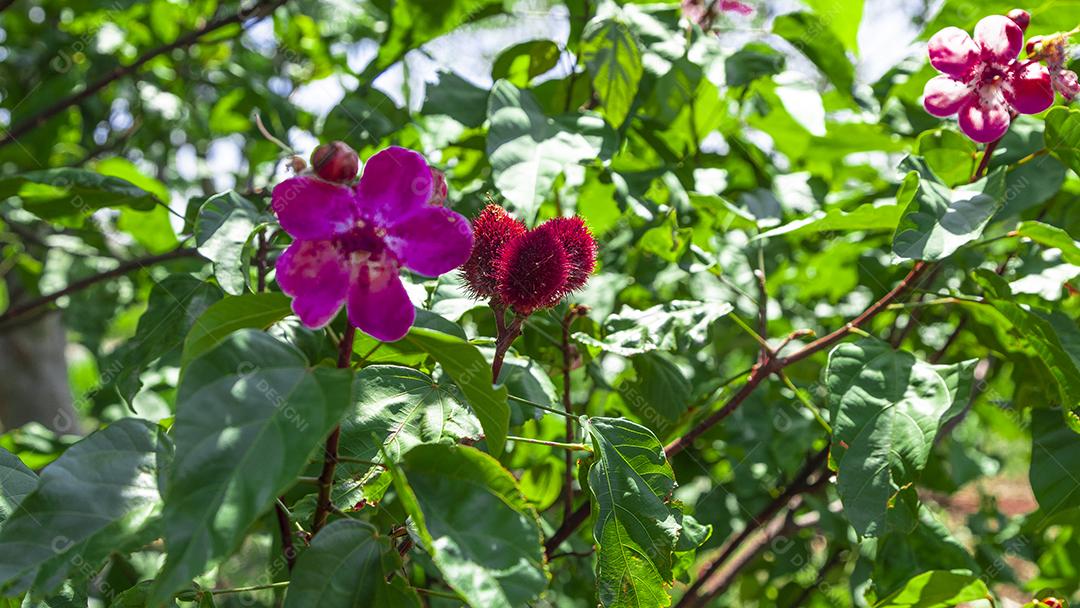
[462,204,527,299]
[310,141,359,183]
[1007,8,1030,32]
[538,216,596,294]
[495,227,569,314]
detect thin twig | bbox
[312,325,355,534]
[0,0,289,149]
[274,499,296,571]
[0,248,199,326]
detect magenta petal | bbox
[347,270,415,342]
[385,206,474,277]
[353,147,433,226]
[973,15,1022,64]
[923,76,975,117]
[1004,61,1054,114]
[1053,69,1080,100]
[958,96,1011,143]
[276,240,349,329]
[272,177,359,241]
[928,27,980,78]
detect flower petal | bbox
[1053,69,1080,100]
[353,146,433,226]
[923,76,975,117]
[347,269,415,342]
[928,26,980,78]
[958,95,1011,143]
[276,240,349,329]
[973,15,1022,64]
[385,206,474,277]
[1004,61,1054,114]
[271,177,359,241]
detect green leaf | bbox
[582,13,644,127]
[373,0,505,70]
[772,12,854,96]
[584,416,682,607]
[1030,409,1080,521]
[422,71,490,128]
[110,275,223,404]
[755,202,903,240]
[0,419,172,596]
[916,129,976,187]
[1016,221,1080,266]
[873,571,991,607]
[724,42,785,88]
[151,330,354,603]
[640,211,692,263]
[195,191,272,296]
[487,80,615,222]
[492,40,561,87]
[394,444,548,608]
[338,365,481,495]
[283,520,419,608]
[802,0,864,54]
[1045,106,1080,175]
[97,158,178,254]
[825,340,975,537]
[181,292,293,365]
[0,447,36,525]
[400,327,509,457]
[618,353,691,426]
[575,300,732,357]
[892,159,1006,262]
[0,168,161,220]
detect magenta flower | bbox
[923,15,1053,143]
[272,146,473,342]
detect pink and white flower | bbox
[923,15,1054,143]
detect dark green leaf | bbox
[492,40,561,87]
[1030,409,1080,521]
[582,12,644,127]
[575,300,732,357]
[0,447,36,525]
[725,42,785,88]
[373,0,505,70]
[181,292,293,365]
[393,444,548,608]
[195,191,272,296]
[283,520,419,608]
[0,419,172,596]
[772,13,854,97]
[151,330,353,603]
[1045,106,1080,175]
[1016,221,1080,266]
[0,168,161,220]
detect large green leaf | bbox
[1030,409,1080,521]
[400,327,509,456]
[373,0,504,70]
[1044,106,1080,176]
[0,448,36,525]
[492,40,561,87]
[772,12,854,96]
[180,292,293,365]
[336,365,481,502]
[582,11,644,127]
[109,275,223,404]
[0,168,161,220]
[486,80,615,222]
[873,571,991,607]
[97,157,178,254]
[802,0,864,54]
[283,520,419,608]
[150,330,354,603]
[618,353,691,427]
[1016,221,1080,266]
[391,444,548,608]
[194,191,272,296]
[0,419,172,596]
[892,159,1006,261]
[585,416,682,608]
[825,340,975,537]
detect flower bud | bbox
[1006,9,1029,32]
[310,141,359,183]
[1026,35,1044,57]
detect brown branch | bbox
[0,0,288,149]
[544,261,929,557]
[312,325,355,534]
[559,305,589,522]
[0,247,199,326]
[274,500,296,571]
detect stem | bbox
[507,394,578,419]
[274,500,296,571]
[207,581,290,596]
[506,435,592,452]
[560,306,586,521]
[335,456,387,468]
[0,0,289,149]
[312,325,356,534]
[0,248,199,325]
[413,587,465,601]
[491,313,525,383]
[972,137,1002,181]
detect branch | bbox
[0,0,288,149]
[0,247,199,326]
[312,325,355,534]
